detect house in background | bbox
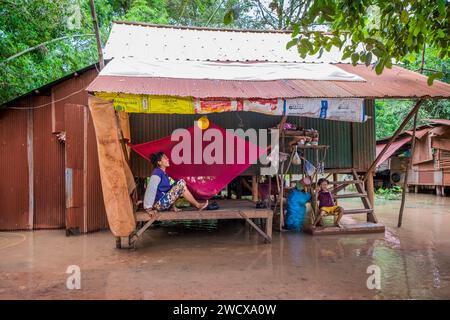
[375,119,450,196]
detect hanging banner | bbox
[148,96,195,114]
[94,93,194,114]
[285,98,366,122]
[194,99,243,114]
[95,92,145,113]
[243,98,283,115]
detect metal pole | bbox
[89,0,105,70]
[398,109,419,227]
[364,99,424,181]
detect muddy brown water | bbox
[1,193,449,299]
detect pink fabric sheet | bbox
[130,123,266,199]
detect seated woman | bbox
[143,151,208,213]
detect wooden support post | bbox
[333,173,338,204]
[236,177,243,199]
[265,212,273,241]
[252,175,259,202]
[238,211,271,242]
[398,107,419,228]
[365,170,376,223]
[279,161,285,230]
[365,99,424,181]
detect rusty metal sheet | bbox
[376,136,411,166]
[64,104,86,233]
[33,95,65,229]
[87,64,450,99]
[0,106,30,230]
[425,119,450,126]
[86,108,108,232]
[52,68,99,133]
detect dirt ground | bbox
[1,193,450,300]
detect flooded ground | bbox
[1,193,449,300]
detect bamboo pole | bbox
[89,0,105,69]
[364,99,424,182]
[398,109,419,227]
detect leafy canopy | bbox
[289,0,449,83]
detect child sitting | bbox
[313,178,344,228]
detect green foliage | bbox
[0,0,262,105]
[375,46,450,139]
[290,0,449,83]
[376,185,402,200]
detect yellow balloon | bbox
[197,116,210,130]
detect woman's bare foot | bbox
[197,200,209,211]
[145,209,156,218]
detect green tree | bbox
[289,0,449,83]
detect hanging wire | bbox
[8,86,89,110]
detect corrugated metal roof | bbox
[405,127,432,139]
[376,136,412,166]
[425,119,450,126]
[88,22,450,99]
[87,64,450,98]
[104,21,349,63]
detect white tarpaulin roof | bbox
[100,57,365,81]
[104,22,354,64]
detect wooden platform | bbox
[303,217,385,236]
[118,200,273,249]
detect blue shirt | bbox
[152,167,172,202]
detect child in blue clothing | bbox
[285,178,312,231]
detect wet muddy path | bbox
[1,194,449,299]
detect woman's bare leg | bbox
[182,188,208,209]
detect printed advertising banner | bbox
[285,98,366,122]
[94,92,365,122]
[95,93,195,114]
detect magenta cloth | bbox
[130,123,266,199]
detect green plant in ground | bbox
[376,185,403,200]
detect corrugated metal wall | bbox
[86,110,108,232]
[33,95,66,229]
[0,67,107,232]
[64,104,86,233]
[0,107,30,230]
[129,100,376,177]
[352,99,376,171]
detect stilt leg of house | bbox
[365,171,377,223]
[414,185,419,193]
[252,175,259,202]
[436,185,442,196]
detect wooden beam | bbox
[238,211,272,242]
[252,175,259,202]
[364,99,424,181]
[398,109,419,227]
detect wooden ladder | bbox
[329,169,378,223]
